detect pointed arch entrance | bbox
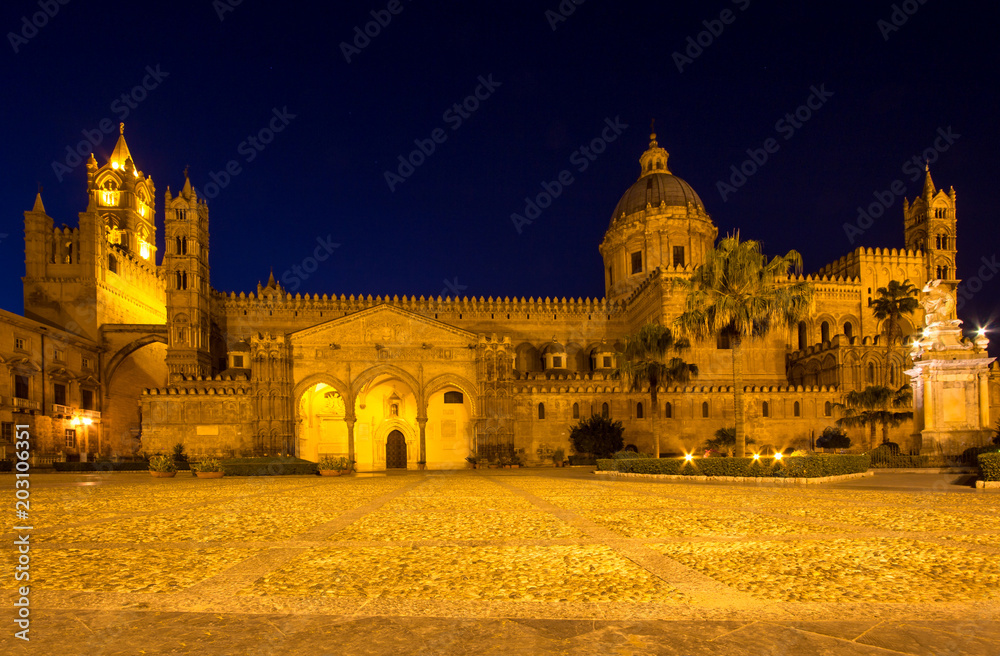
[385,430,407,468]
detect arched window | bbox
[664,402,672,419]
[793,401,801,417]
[601,402,609,418]
[702,402,709,418]
[443,391,463,404]
[798,322,807,350]
[636,402,644,419]
[108,254,117,273]
[821,321,831,343]
[824,401,833,417]
[867,363,875,383]
[762,401,769,418]
[843,322,853,340]
[572,402,579,419]
[538,403,545,420]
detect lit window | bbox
[65,429,76,448]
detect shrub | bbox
[551,448,565,464]
[599,454,869,478]
[869,455,930,468]
[979,452,1000,481]
[148,455,176,472]
[703,427,756,457]
[191,458,223,473]
[612,450,652,459]
[172,443,188,462]
[816,426,851,450]
[569,415,624,458]
[220,457,318,476]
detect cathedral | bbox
[3,124,998,469]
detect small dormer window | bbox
[552,356,563,368]
[602,356,612,368]
[232,355,244,368]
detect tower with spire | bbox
[163,169,213,379]
[904,165,958,283]
[22,123,166,341]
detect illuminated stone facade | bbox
[4,127,999,467]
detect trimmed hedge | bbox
[53,461,150,472]
[869,455,931,469]
[220,457,318,476]
[597,454,869,478]
[979,452,1000,481]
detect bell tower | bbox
[904,165,958,283]
[163,170,212,379]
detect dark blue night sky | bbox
[2,0,998,340]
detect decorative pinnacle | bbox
[120,122,125,135]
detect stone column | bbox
[345,416,356,464]
[417,417,427,463]
[979,372,991,429]
[923,374,934,432]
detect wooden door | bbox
[385,430,407,469]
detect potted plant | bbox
[465,455,478,469]
[510,454,522,469]
[552,448,565,468]
[318,455,346,476]
[172,443,189,470]
[192,458,225,478]
[148,454,177,478]
[488,458,500,469]
[343,459,356,474]
[476,457,489,469]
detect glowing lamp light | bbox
[752,454,760,461]
[684,453,694,462]
[71,417,81,426]
[139,241,151,260]
[133,169,138,177]
[111,161,120,169]
[82,417,93,426]
[978,327,987,336]
[774,452,783,460]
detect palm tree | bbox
[614,323,698,457]
[835,385,914,451]
[675,232,813,457]
[871,279,920,386]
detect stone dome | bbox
[609,172,706,227]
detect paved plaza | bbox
[2,469,998,655]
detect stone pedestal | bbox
[907,296,994,455]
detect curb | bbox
[975,480,1000,489]
[593,470,875,485]
[872,468,978,474]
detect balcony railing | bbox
[51,403,75,416]
[12,398,39,411]
[80,409,102,420]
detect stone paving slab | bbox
[2,469,998,654]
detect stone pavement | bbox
[1,469,997,655]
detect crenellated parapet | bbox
[214,288,624,318]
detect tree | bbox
[676,232,813,457]
[569,415,624,458]
[835,385,913,451]
[871,279,920,386]
[704,426,757,457]
[615,323,698,457]
[816,426,852,450]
